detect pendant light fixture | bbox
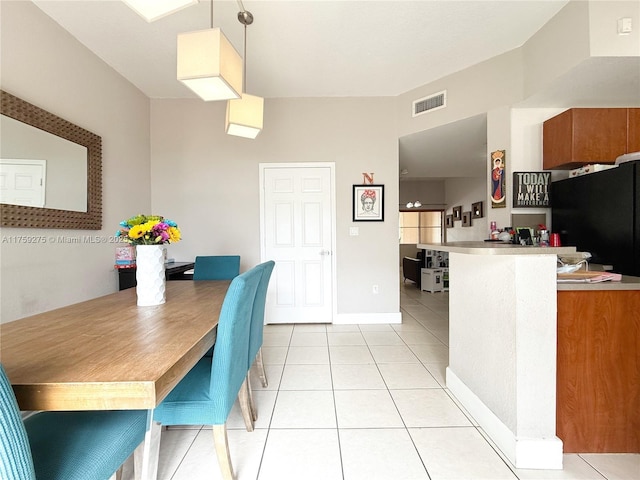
[177,1,242,101]
[225,7,264,139]
[123,0,199,22]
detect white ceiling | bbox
[29,1,639,181]
[32,0,569,99]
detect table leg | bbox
[134,411,161,480]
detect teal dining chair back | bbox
[0,364,35,480]
[194,255,242,358]
[152,265,262,480]
[193,255,241,281]
[0,364,147,480]
[249,260,275,387]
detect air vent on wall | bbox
[412,90,446,117]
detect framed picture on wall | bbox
[462,211,472,227]
[445,214,454,228]
[472,201,484,219]
[353,184,384,221]
[453,206,462,221]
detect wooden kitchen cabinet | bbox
[556,290,640,453]
[543,108,629,169]
[628,108,640,153]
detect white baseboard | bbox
[333,312,402,324]
[446,367,563,470]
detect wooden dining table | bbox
[0,279,230,479]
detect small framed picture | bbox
[445,214,454,228]
[462,211,472,227]
[472,201,484,219]
[453,206,462,221]
[353,184,384,222]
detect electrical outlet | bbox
[372,285,379,294]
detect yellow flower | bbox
[128,225,146,239]
[141,220,157,232]
[168,226,181,243]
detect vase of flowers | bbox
[116,215,181,306]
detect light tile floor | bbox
[123,282,639,480]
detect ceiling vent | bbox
[412,90,446,117]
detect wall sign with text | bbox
[512,172,551,208]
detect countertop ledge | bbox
[418,242,577,255]
[557,275,640,291]
[417,243,640,290]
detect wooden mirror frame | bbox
[1,90,102,229]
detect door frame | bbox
[259,162,337,323]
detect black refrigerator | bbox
[551,160,640,277]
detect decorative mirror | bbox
[0,90,102,229]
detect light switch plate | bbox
[618,17,632,35]
[349,227,359,236]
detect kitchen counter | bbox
[557,274,640,290]
[420,241,576,256]
[556,264,640,290]
[420,243,640,290]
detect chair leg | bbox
[247,371,258,421]
[213,424,235,480]
[256,347,268,387]
[238,378,254,432]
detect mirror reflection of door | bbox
[261,164,335,324]
[1,113,87,212]
[0,159,46,207]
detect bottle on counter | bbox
[490,221,499,240]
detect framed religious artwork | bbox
[490,150,506,208]
[353,184,384,221]
[452,206,462,221]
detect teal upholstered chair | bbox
[152,265,262,480]
[194,255,241,358]
[249,261,275,388]
[0,364,146,480]
[193,255,241,281]
[244,261,275,426]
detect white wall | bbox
[522,0,591,99]
[150,97,401,317]
[589,0,640,57]
[397,49,524,139]
[0,1,151,323]
[399,180,446,209]
[443,178,487,241]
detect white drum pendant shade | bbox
[177,28,243,101]
[226,93,264,139]
[123,0,199,22]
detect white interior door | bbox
[0,159,46,207]
[261,164,335,324]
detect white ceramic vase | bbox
[135,244,166,306]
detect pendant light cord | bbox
[243,21,247,91]
[236,3,253,93]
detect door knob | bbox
[319,250,331,256]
